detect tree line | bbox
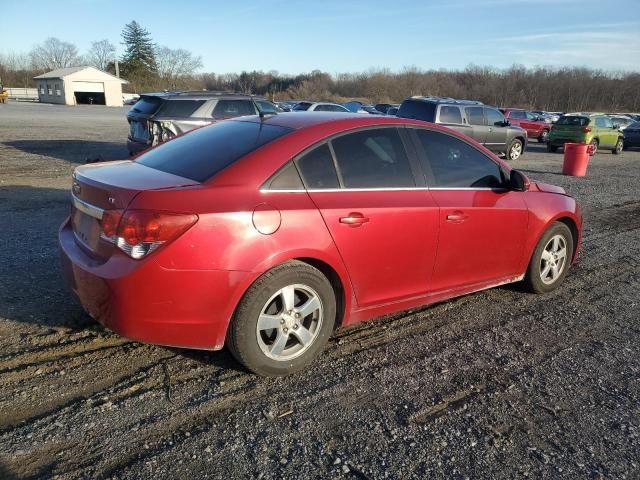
[1,20,639,112]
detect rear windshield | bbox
[136,120,293,182]
[156,100,206,117]
[397,100,437,122]
[556,116,590,126]
[131,96,162,114]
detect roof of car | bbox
[143,91,265,101]
[232,111,427,130]
[407,96,484,106]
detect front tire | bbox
[546,143,558,153]
[506,138,524,161]
[523,223,574,294]
[227,261,336,376]
[612,137,623,155]
[538,129,549,143]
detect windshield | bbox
[136,120,293,182]
[556,116,590,126]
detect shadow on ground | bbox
[2,140,128,163]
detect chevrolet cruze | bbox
[59,113,582,376]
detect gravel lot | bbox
[0,102,639,480]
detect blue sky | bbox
[1,0,639,73]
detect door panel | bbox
[308,190,439,306]
[429,190,528,291]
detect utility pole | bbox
[115,59,120,78]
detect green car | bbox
[547,113,624,155]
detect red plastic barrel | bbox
[562,143,591,176]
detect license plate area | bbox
[71,207,101,251]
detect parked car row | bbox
[547,113,625,155]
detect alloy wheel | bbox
[510,141,523,160]
[256,284,323,361]
[540,234,568,285]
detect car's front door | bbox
[410,128,529,292]
[296,128,440,307]
[483,107,510,151]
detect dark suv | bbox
[397,97,528,160]
[126,92,279,156]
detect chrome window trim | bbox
[259,187,506,193]
[72,194,104,220]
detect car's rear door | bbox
[436,105,474,139]
[483,107,510,151]
[409,127,529,291]
[296,127,440,307]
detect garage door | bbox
[72,81,104,93]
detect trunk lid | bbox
[70,160,198,258]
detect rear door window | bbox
[136,120,292,182]
[509,110,525,119]
[212,100,256,120]
[330,128,415,188]
[296,144,340,189]
[438,106,462,124]
[156,100,206,117]
[414,129,504,188]
[557,116,589,126]
[465,107,485,126]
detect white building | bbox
[34,66,128,106]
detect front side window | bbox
[296,144,340,189]
[331,128,415,188]
[525,111,538,120]
[485,108,506,127]
[602,117,614,128]
[595,117,606,128]
[465,107,485,126]
[415,129,504,188]
[439,106,462,124]
[212,100,256,120]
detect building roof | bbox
[34,66,128,83]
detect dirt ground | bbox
[0,102,638,480]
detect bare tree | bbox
[30,37,80,71]
[155,46,203,88]
[86,40,116,71]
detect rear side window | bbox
[156,100,205,117]
[439,106,462,124]
[131,96,162,114]
[266,162,304,190]
[255,100,279,113]
[465,107,485,126]
[331,128,415,188]
[136,120,292,182]
[557,116,589,126]
[397,100,437,122]
[415,129,504,188]
[297,144,340,189]
[212,100,256,120]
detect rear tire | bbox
[226,261,336,376]
[523,223,574,294]
[590,139,598,155]
[546,143,558,153]
[612,137,623,155]
[506,138,524,161]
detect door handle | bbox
[339,212,370,227]
[446,211,469,223]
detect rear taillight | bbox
[582,127,592,133]
[100,210,197,259]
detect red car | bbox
[59,113,582,376]
[501,109,551,143]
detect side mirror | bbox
[508,169,530,191]
[502,120,510,127]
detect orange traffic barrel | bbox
[562,143,591,176]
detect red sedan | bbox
[59,113,582,376]
[501,108,551,143]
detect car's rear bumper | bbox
[59,218,255,350]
